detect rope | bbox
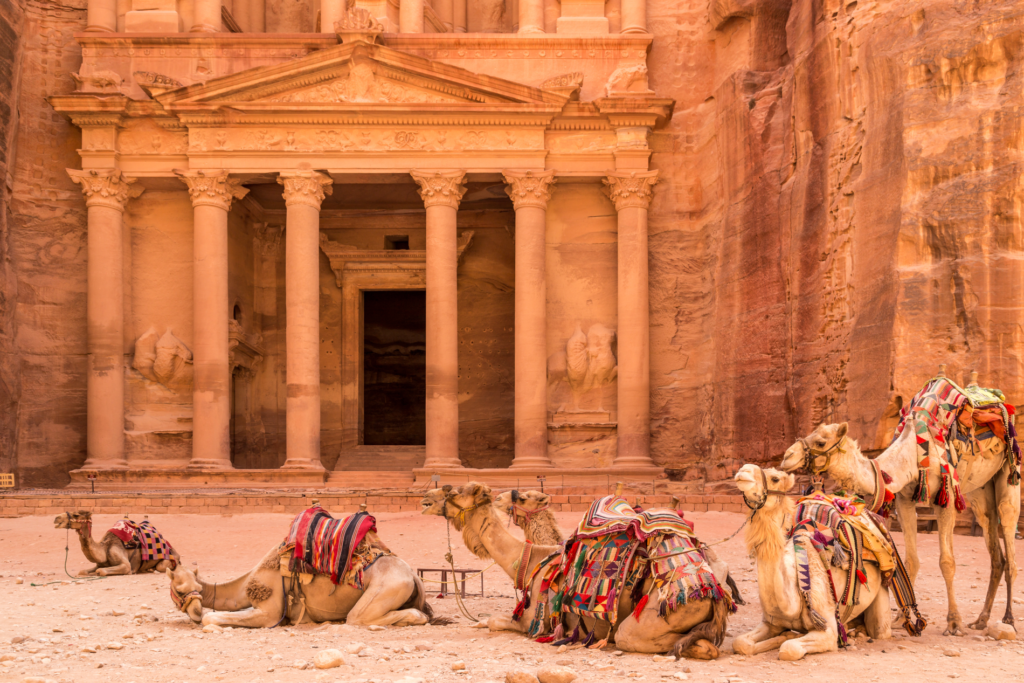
[444,520,481,623]
[701,516,749,549]
[33,528,104,586]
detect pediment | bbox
[158,41,567,110]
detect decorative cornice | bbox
[410,170,467,209]
[319,231,475,287]
[502,170,556,210]
[66,168,143,211]
[175,169,249,210]
[603,170,659,211]
[278,170,333,209]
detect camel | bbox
[780,420,1019,635]
[732,465,891,660]
[421,482,730,659]
[54,511,179,576]
[492,489,745,606]
[166,535,436,628]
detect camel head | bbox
[734,464,794,515]
[442,482,493,531]
[54,510,92,530]
[420,485,455,516]
[493,489,551,528]
[166,565,204,623]
[779,422,849,475]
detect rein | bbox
[743,468,788,514]
[800,435,847,474]
[514,541,533,591]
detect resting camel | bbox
[54,511,179,576]
[492,489,745,606]
[421,482,729,659]
[780,421,1019,635]
[166,538,436,628]
[733,465,891,660]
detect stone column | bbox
[86,0,118,31]
[399,0,423,32]
[278,171,333,470]
[620,0,646,34]
[67,169,143,470]
[604,171,658,467]
[503,171,556,468]
[191,0,220,31]
[518,0,543,33]
[411,171,467,469]
[453,0,466,32]
[177,170,248,470]
[321,0,343,32]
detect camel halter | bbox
[800,435,847,475]
[743,468,788,514]
[170,585,203,614]
[444,496,481,528]
[511,503,550,529]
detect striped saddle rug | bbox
[284,507,385,586]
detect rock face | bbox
[0,0,1021,486]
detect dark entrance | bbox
[362,290,426,445]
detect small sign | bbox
[430,474,441,483]
[0,473,14,488]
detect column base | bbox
[421,461,463,471]
[509,458,555,469]
[189,24,219,32]
[612,458,658,469]
[281,459,326,471]
[187,459,234,470]
[79,459,130,471]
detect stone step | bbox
[326,471,417,489]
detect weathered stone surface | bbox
[537,665,578,683]
[312,649,345,669]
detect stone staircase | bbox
[333,446,425,472]
[326,470,417,489]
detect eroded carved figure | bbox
[550,324,618,401]
[133,327,193,388]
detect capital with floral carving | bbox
[502,170,556,210]
[176,170,249,210]
[278,171,334,209]
[411,170,467,209]
[67,168,143,212]
[603,170,660,211]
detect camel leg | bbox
[96,561,132,576]
[995,472,1020,628]
[346,578,429,627]
[486,615,527,633]
[895,494,921,583]
[935,504,963,636]
[964,484,1002,630]
[153,560,175,573]
[863,585,893,640]
[733,622,786,655]
[202,606,283,629]
[78,566,100,577]
[778,627,838,661]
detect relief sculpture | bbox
[549,323,617,417]
[132,327,193,389]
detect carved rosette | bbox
[603,171,660,211]
[278,171,334,209]
[410,170,467,209]
[176,170,249,210]
[502,170,557,210]
[67,169,143,212]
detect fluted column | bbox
[177,170,248,470]
[85,0,117,31]
[604,171,658,467]
[279,171,333,470]
[518,0,543,33]
[400,0,423,32]
[68,169,143,470]
[620,0,647,34]
[191,0,220,31]
[411,171,467,469]
[503,171,556,468]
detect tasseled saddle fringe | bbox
[512,592,531,622]
[632,594,650,621]
[933,472,967,511]
[913,469,929,504]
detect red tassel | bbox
[535,636,555,644]
[857,570,867,584]
[934,473,950,508]
[632,594,650,621]
[954,488,967,512]
[881,470,893,485]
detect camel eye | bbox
[771,477,779,483]
[816,440,826,446]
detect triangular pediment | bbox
[158,41,566,110]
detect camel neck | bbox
[75,523,104,564]
[197,571,252,611]
[831,429,918,497]
[464,506,559,580]
[745,501,792,561]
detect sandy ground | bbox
[1,508,1022,683]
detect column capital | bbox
[278,171,334,209]
[176,170,249,210]
[67,169,143,212]
[411,170,467,209]
[502,170,556,210]
[603,170,659,211]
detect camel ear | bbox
[165,567,174,578]
[538,494,551,505]
[442,484,453,493]
[783,472,796,491]
[836,422,849,440]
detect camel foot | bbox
[942,620,964,637]
[968,617,990,631]
[778,640,806,661]
[676,639,719,661]
[1002,615,1016,630]
[588,638,609,650]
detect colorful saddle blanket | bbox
[284,507,384,585]
[108,520,176,565]
[892,377,1020,509]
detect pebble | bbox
[292,659,308,670]
[15,578,23,584]
[988,623,1016,641]
[105,642,124,651]
[367,625,386,632]
[943,649,961,657]
[202,624,223,633]
[312,649,344,670]
[506,672,540,683]
[452,661,466,671]
[345,642,367,655]
[652,655,674,663]
[537,665,577,683]
[10,636,26,645]
[414,641,433,651]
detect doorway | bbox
[362,290,426,445]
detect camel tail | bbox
[672,597,729,661]
[406,574,451,625]
[726,574,745,606]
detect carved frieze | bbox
[187,127,544,153]
[134,71,184,98]
[546,131,616,153]
[265,60,460,104]
[118,122,188,155]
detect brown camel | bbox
[166,532,437,628]
[53,511,180,576]
[780,421,1019,635]
[732,465,890,659]
[492,489,744,606]
[421,482,729,658]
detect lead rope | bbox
[444,519,481,623]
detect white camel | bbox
[780,419,1019,635]
[733,465,891,660]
